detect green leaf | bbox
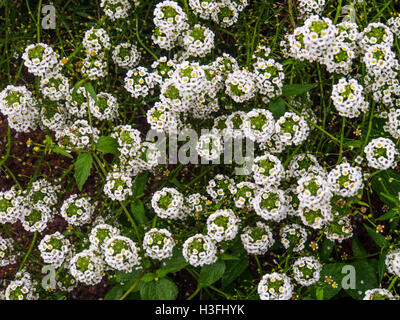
[132,172,149,197]
[320,239,335,261]
[140,277,178,300]
[364,224,388,248]
[74,153,93,191]
[221,257,248,289]
[53,145,73,159]
[141,272,156,282]
[104,286,123,300]
[344,260,378,300]
[115,269,142,285]
[371,170,400,208]
[379,192,399,206]
[71,79,87,100]
[376,208,397,221]
[281,83,316,96]
[316,262,346,300]
[198,260,226,288]
[378,249,388,283]
[220,253,240,261]
[156,248,188,278]
[130,199,148,226]
[84,82,98,103]
[316,287,324,300]
[269,98,286,119]
[352,237,367,259]
[96,136,118,155]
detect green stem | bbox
[337,117,346,164]
[187,287,201,300]
[18,231,38,272]
[92,152,142,244]
[0,125,11,167]
[135,14,158,60]
[119,271,146,300]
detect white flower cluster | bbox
[363,288,395,300]
[387,16,400,37]
[206,209,239,242]
[152,1,188,50]
[286,153,323,179]
[384,108,400,139]
[327,162,363,197]
[104,235,141,272]
[324,213,353,243]
[81,28,110,80]
[360,22,400,107]
[147,101,181,133]
[40,73,70,101]
[89,92,119,121]
[151,187,185,219]
[253,187,287,222]
[83,27,111,55]
[100,0,131,21]
[143,228,175,260]
[243,109,275,143]
[285,15,337,63]
[252,153,285,187]
[69,249,105,286]
[20,202,53,233]
[331,78,368,118]
[188,0,246,27]
[234,181,257,209]
[296,172,331,207]
[385,249,400,277]
[280,223,308,252]
[292,256,322,286]
[258,272,293,300]
[56,119,100,151]
[206,174,236,200]
[297,0,325,18]
[225,68,256,103]
[65,86,91,118]
[241,221,274,255]
[39,100,68,133]
[104,168,133,201]
[89,223,120,253]
[364,137,398,170]
[60,194,95,226]
[182,234,217,267]
[275,112,310,146]
[112,43,141,69]
[0,186,23,224]
[252,45,285,104]
[0,236,16,266]
[181,24,215,58]
[196,130,223,161]
[22,43,60,77]
[0,85,38,132]
[38,232,72,268]
[4,271,38,300]
[124,66,156,99]
[81,52,108,80]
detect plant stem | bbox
[120,271,146,300]
[18,231,37,272]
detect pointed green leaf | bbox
[140,277,178,300]
[96,136,118,155]
[74,153,93,191]
[198,260,225,288]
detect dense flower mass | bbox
[1,0,400,302]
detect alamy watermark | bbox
[41,3,56,30]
